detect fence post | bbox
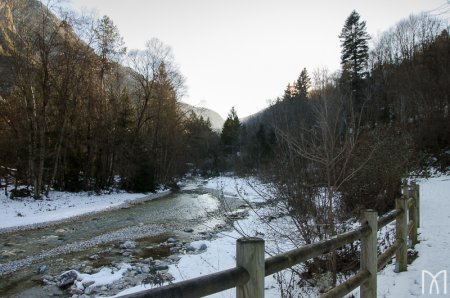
[360,210,377,298]
[408,185,418,247]
[395,196,408,272]
[412,182,420,228]
[236,237,265,298]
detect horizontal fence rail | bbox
[377,208,402,229]
[265,225,370,276]
[321,270,371,298]
[118,267,250,298]
[122,182,420,298]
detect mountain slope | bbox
[179,102,224,131]
[0,0,225,132]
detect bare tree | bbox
[265,69,373,287]
[6,0,69,198]
[126,38,186,184]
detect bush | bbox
[341,125,414,213]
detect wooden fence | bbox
[120,182,420,298]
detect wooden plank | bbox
[378,208,402,229]
[265,225,370,276]
[320,270,370,298]
[377,240,401,270]
[118,266,249,298]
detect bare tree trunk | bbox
[45,111,69,196]
[36,111,46,199]
[29,86,41,199]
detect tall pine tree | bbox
[221,107,241,155]
[339,10,370,107]
[296,68,311,100]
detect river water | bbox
[0,181,244,297]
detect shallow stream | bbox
[0,180,244,297]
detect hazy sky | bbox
[67,0,448,119]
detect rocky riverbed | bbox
[14,223,235,298]
[0,181,250,297]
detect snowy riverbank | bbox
[114,174,450,297]
[0,188,170,232]
[1,174,449,297]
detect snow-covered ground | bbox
[0,188,168,230]
[112,175,343,297]
[114,176,312,298]
[115,174,450,298]
[364,175,450,298]
[1,174,449,297]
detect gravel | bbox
[0,223,173,276]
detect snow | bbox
[0,188,168,230]
[78,264,131,287]
[355,175,450,297]
[114,174,450,298]
[113,176,307,298]
[203,175,272,203]
[2,174,449,297]
[69,263,131,292]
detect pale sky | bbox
[67,0,448,119]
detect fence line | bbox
[120,182,420,298]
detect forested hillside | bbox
[238,13,449,214]
[221,11,449,288]
[0,0,220,197]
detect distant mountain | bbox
[179,102,225,131]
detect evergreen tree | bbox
[221,107,241,155]
[339,10,370,105]
[296,68,311,100]
[93,15,126,90]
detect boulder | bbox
[120,240,136,250]
[83,266,93,274]
[69,286,83,295]
[55,229,68,235]
[168,255,181,262]
[82,280,95,288]
[166,238,177,244]
[1,250,15,258]
[57,270,78,288]
[122,251,133,257]
[169,247,179,254]
[185,245,195,253]
[155,264,169,271]
[38,264,47,274]
[84,285,96,295]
